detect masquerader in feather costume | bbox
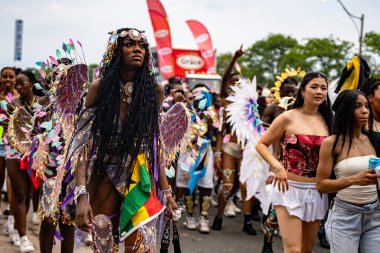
[211,46,259,236]
[176,84,219,234]
[4,70,45,252]
[63,28,190,253]
[32,49,88,252]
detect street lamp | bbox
[323,0,365,56]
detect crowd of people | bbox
[0,27,379,253]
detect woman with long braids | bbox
[6,70,41,252]
[69,28,177,252]
[256,72,333,253]
[316,90,380,252]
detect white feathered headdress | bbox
[225,77,264,147]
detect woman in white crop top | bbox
[316,90,380,253]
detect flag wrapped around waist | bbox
[119,154,165,241]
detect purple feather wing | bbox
[159,102,191,163]
[55,64,88,123]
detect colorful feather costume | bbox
[225,77,270,212]
[30,39,88,225]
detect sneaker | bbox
[243,222,257,236]
[83,232,93,246]
[232,202,242,214]
[186,216,197,230]
[178,205,186,213]
[31,212,40,225]
[210,197,218,207]
[199,216,210,234]
[10,229,20,246]
[19,236,34,253]
[235,191,242,202]
[211,216,222,231]
[4,216,14,235]
[224,200,236,217]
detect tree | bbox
[216,52,233,75]
[88,64,99,82]
[364,31,380,55]
[300,37,353,79]
[216,34,355,86]
[241,34,298,84]
[363,31,380,76]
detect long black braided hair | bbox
[90,28,159,188]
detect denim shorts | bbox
[325,198,380,253]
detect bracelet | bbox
[74,185,88,204]
[214,151,222,158]
[161,186,173,194]
[272,163,285,173]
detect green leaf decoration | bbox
[0,101,8,111]
[52,141,62,148]
[56,49,62,59]
[40,120,53,131]
[34,83,43,90]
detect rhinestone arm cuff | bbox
[74,185,89,204]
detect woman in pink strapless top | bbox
[256,72,333,253]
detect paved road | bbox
[0,203,329,253]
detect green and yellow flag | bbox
[119,154,165,241]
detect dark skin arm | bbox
[156,83,165,107]
[220,45,244,98]
[76,80,101,231]
[261,104,284,126]
[261,105,275,125]
[84,79,101,108]
[214,100,227,170]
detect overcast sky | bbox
[1,0,379,68]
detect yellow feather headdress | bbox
[272,67,305,102]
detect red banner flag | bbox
[147,0,174,79]
[186,20,216,73]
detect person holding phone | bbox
[316,90,380,253]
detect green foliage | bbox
[242,34,298,84]
[216,34,355,86]
[216,52,233,75]
[363,31,380,76]
[300,37,353,79]
[88,64,99,82]
[364,31,380,55]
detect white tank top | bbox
[333,155,378,205]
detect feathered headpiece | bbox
[335,55,371,93]
[272,67,305,102]
[99,28,155,77]
[226,77,264,147]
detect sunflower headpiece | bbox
[272,67,305,102]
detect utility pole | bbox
[358,14,364,56]
[335,0,364,56]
